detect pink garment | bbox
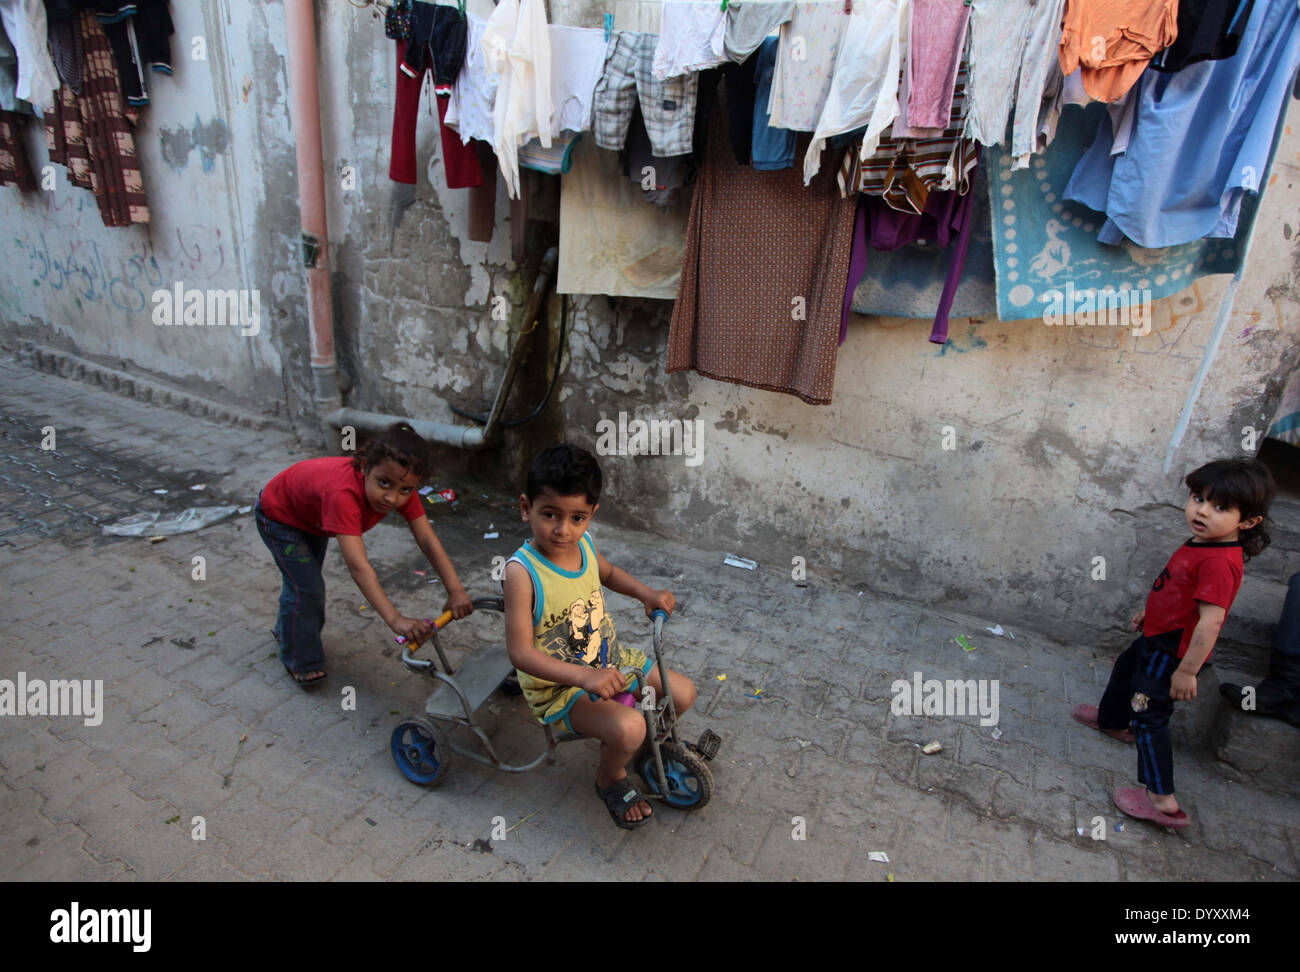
[906,0,971,131]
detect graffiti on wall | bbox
[7,187,231,317]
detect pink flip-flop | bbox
[1071,703,1135,743]
[1113,786,1190,829]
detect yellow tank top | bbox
[507,533,647,723]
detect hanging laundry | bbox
[545,24,606,137]
[723,0,794,63]
[803,0,908,184]
[1151,0,1256,72]
[593,30,698,157]
[751,35,794,170]
[483,0,553,199]
[847,159,997,323]
[557,135,691,299]
[838,64,979,209]
[905,0,969,132]
[841,164,981,346]
[0,109,35,188]
[45,0,84,95]
[987,100,1267,323]
[1058,0,1178,104]
[98,13,148,108]
[653,0,728,80]
[395,2,481,192]
[622,105,692,206]
[132,1,174,76]
[1065,0,1300,249]
[445,10,496,145]
[520,130,582,174]
[0,0,59,110]
[0,21,28,111]
[767,1,850,133]
[666,91,857,406]
[703,59,756,166]
[1060,67,1137,155]
[44,10,149,226]
[966,0,1068,168]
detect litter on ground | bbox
[103,506,242,537]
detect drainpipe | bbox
[284,0,342,429]
[327,247,559,449]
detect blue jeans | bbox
[255,498,329,673]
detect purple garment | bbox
[840,148,981,345]
[907,0,970,131]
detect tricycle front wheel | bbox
[638,741,713,810]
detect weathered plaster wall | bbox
[0,1,308,420]
[0,1,1296,649]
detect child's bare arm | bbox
[337,534,431,642]
[593,546,675,618]
[503,563,623,698]
[1171,601,1227,700]
[407,516,473,618]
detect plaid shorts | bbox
[592,31,698,157]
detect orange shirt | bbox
[1059,0,1180,103]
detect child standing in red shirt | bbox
[1072,458,1275,828]
[255,423,472,686]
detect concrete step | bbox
[1219,574,1288,657]
[1209,702,1300,798]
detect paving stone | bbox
[49,776,173,857]
[10,743,122,814]
[9,830,128,881]
[201,786,301,870]
[139,751,251,816]
[1031,834,1122,880]
[0,718,78,777]
[96,810,206,880]
[166,841,255,881]
[325,796,440,876]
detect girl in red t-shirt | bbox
[255,423,472,685]
[1072,458,1275,829]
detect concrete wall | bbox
[1,1,1297,648]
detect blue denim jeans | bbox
[255,497,329,673]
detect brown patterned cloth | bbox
[666,88,857,406]
[0,110,37,191]
[44,10,149,227]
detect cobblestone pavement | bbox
[1,360,1297,881]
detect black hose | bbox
[450,293,569,427]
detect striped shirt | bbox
[837,63,978,211]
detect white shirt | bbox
[653,0,728,80]
[446,12,497,145]
[482,0,554,199]
[803,0,909,184]
[0,0,59,111]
